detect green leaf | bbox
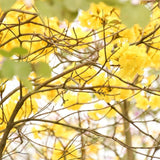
[14,61,32,89]
[34,62,51,78]
[1,59,15,78]
[35,0,82,20]
[1,59,32,83]
[0,47,28,57]
[64,0,90,12]
[10,47,28,56]
[22,79,33,90]
[88,0,122,7]
[120,3,150,28]
[14,61,32,80]
[0,0,16,11]
[63,0,83,12]
[35,0,59,17]
[0,49,12,57]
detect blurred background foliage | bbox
[0,0,151,28]
[35,0,150,28]
[34,0,123,20]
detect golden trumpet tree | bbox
[0,0,160,160]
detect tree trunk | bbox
[121,100,134,160]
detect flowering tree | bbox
[1,0,160,160]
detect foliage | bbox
[0,0,160,160]
[120,2,150,28]
[0,0,150,27]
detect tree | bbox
[0,0,160,160]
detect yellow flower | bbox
[61,64,97,86]
[52,141,79,160]
[119,89,132,100]
[88,103,104,120]
[118,43,150,80]
[49,121,76,139]
[98,48,111,68]
[63,91,92,110]
[106,107,116,118]
[135,94,149,110]
[91,72,116,102]
[69,27,93,49]
[73,66,97,85]
[32,127,42,139]
[149,50,160,69]
[0,89,38,122]
[149,95,160,109]
[119,24,142,43]
[78,2,120,29]
[88,103,116,120]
